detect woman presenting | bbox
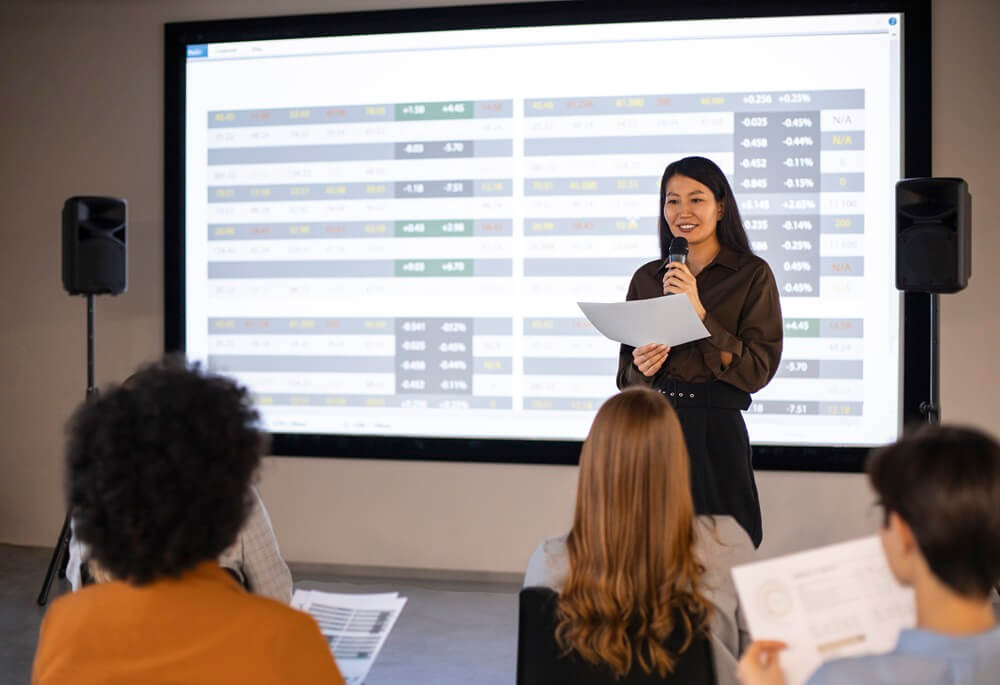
[617,156,783,547]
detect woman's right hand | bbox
[632,343,670,377]
[737,641,788,685]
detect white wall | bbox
[0,0,996,574]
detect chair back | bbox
[516,586,716,685]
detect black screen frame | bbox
[165,0,932,472]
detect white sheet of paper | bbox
[732,536,915,685]
[577,295,709,348]
[292,589,408,685]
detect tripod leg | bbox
[58,529,70,579]
[37,513,72,606]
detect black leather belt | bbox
[653,378,751,410]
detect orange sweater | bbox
[32,561,345,684]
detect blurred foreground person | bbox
[739,425,1000,685]
[65,368,293,603]
[32,358,343,684]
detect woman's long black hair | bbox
[658,156,751,259]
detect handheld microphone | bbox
[668,236,689,265]
[659,237,689,295]
[659,236,689,277]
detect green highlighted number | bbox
[395,259,473,277]
[394,220,471,237]
[784,318,818,337]
[396,101,474,120]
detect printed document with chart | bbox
[292,589,407,684]
[731,536,915,685]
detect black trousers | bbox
[654,378,762,547]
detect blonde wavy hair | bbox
[555,387,710,678]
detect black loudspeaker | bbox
[62,196,127,295]
[896,178,971,293]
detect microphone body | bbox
[660,236,689,273]
[659,237,690,296]
[668,236,689,265]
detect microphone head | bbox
[668,236,689,262]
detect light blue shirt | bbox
[808,626,1000,685]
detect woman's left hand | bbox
[663,262,707,320]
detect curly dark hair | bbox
[66,357,265,584]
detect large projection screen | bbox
[165,1,932,470]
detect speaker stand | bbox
[37,294,98,606]
[918,293,941,424]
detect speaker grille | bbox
[895,179,970,293]
[62,196,128,295]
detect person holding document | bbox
[617,156,782,547]
[738,425,1000,685]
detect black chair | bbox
[517,587,716,685]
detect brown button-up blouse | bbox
[616,245,783,394]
